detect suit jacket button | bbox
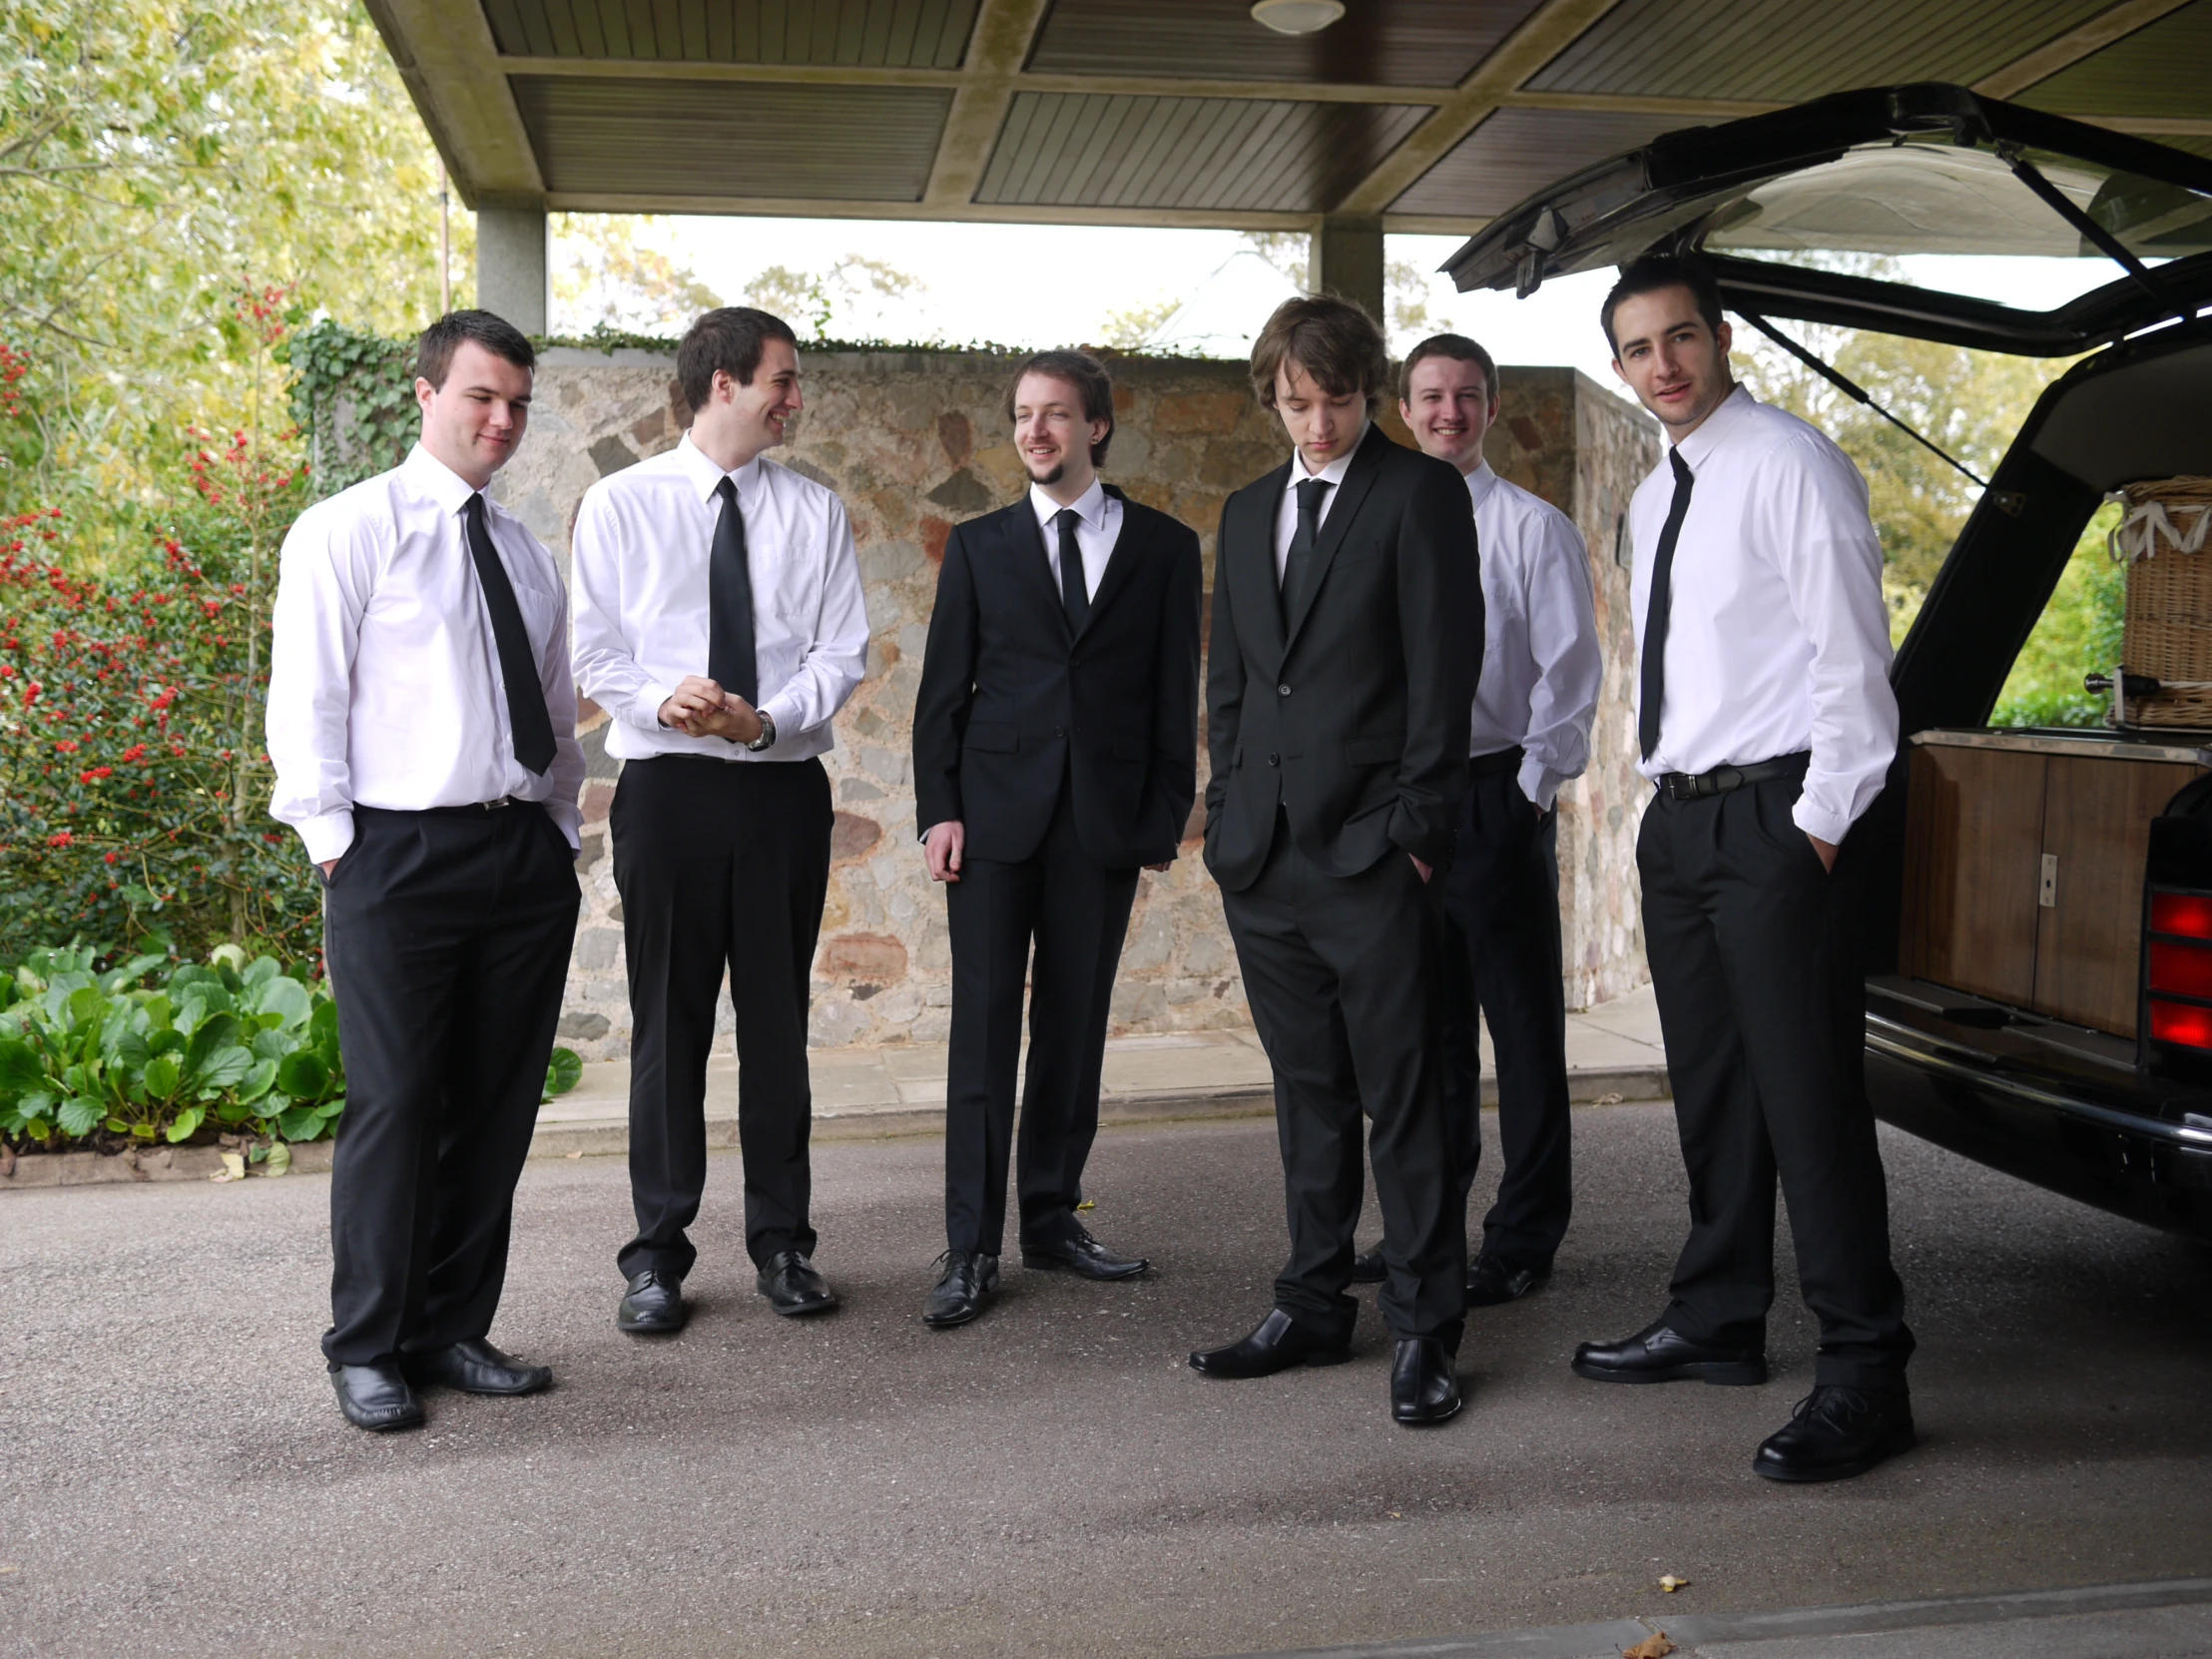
[1278,684,1291,696]
[1268,753,1280,767]
[1054,726,1066,738]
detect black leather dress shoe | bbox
[1349,1246,1386,1285]
[758,1250,837,1317]
[1754,1385,1916,1482]
[330,1362,424,1432]
[1188,1308,1352,1379]
[1022,1227,1149,1280]
[1466,1255,1550,1307]
[404,1338,552,1395]
[617,1270,687,1334]
[1390,1337,1464,1425]
[1571,1318,1767,1385]
[923,1249,1000,1329]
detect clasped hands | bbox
[658,674,765,745]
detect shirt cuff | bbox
[542,798,583,852]
[627,682,678,732]
[1519,758,1565,815]
[760,689,806,745]
[1791,794,1855,847]
[294,810,354,866]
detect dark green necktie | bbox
[462,493,556,777]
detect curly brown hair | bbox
[1250,294,1389,416]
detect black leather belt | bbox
[1468,745,1524,779]
[408,796,519,816]
[1658,752,1810,802]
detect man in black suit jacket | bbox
[912,349,1203,1328]
[1187,296,1481,1426]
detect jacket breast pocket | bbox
[1345,736,1400,768]
[963,722,1018,754]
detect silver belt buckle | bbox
[483,796,514,811]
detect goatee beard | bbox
[1027,460,1065,486]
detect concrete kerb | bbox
[0,1066,1671,1189]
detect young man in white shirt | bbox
[1573,254,1914,1483]
[269,310,586,1432]
[1352,334,1600,1307]
[572,307,869,1335]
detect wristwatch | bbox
[744,709,778,752]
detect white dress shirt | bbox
[266,445,586,866]
[1464,463,1603,813]
[1628,385,1899,845]
[1031,476,1123,598]
[571,432,870,764]
[1271,427,1364,583]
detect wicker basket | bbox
[2113,476,2212,728]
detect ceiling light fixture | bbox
[1251,0,1346,36]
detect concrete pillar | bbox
[474,204,548,335]
[1310,217,1385,324]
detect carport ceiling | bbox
[364,0,2212,232]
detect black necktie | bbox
[708,475,759,706]
[1639,448,1696,763]
[1282,477,1332,627]
[462,493,556,778]
[1055,508,1089,633]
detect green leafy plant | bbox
[0,941,584,1153]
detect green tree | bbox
[550,213,722,335]
[0,0,460,512]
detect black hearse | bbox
[1445,84,2212,1239]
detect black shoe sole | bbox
[420,1372,553,1396]
[617,1310,687,1335]
[923,1303,987,1329]
[1188,1346,1354,1380]
[1020,1252,1147,1279]
[1393,1393,1465,1426]
[762,1295,838,1318]
[1465,1273,1550,1307]
[1754,1420,1917,1483]
[1571,1355,1767,1386]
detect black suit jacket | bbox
[913,486,1203,868]
[1204,422,1482,893]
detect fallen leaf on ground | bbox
[1623,1635,1675,1658]
[566,1151,584,1160]
[1075,1200,1095,1211]
[1659,1574,1689,1592]
[1594,1091,1625,1105]
[212,1152,246,1183]
[0,1562,18,1574]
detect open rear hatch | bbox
[1440,83,2212,355]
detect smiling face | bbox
[697,335,805,468]
[414,340,532,489]
[1609,284,1735,439]
[1398,353,1496,476]
[1012,370,1106,495]
[1273,357,1367,474]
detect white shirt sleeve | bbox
[1517,510,1604,813]
[266,507,374,865]
[538,575,588,851]
[757,492,870,740]
[570,485,679,735]
[1764,437,1899,844]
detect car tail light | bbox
[2149,939,2212,998]
[2150,891,2212,938]
[2150,998,2212,1049]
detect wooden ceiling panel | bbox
[1527,0,2120,104]
[510,76,952,199]
[976,93,1429,212]
[1390,106,1686,219]
[2016,0,2212,119]
[1025,0,1543,88]
[482,0,978,67]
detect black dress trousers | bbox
[612,753,831,1280]
[1636,769,1914,1389]
[1437,760,1573,1272]
[943,780,1141,1257]
[320,803,580,1367]
[1223,813,1465,1351]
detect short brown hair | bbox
[415,310,535,389]
[1397,332,1497,406]
[1601,254,1725,356]
[677,306,799,413]
[1002,349,1115,466]
[1250,295,1390,415]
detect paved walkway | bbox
[4,1098,2208,1657]
[534,984,1671,1154]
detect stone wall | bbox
[492,347,1655,1058]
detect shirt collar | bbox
[403,443,491,517]
[1030,475,1108,534]
[1670,383,1754,471]
[1288,422,1366,490]
[1462,459,1499,514]
[678,430,763,506]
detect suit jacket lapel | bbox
[1237,462,1290,674]
[1072,485,1141,643]
[1283,423,1386,651]
[1002,502,1072,642]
